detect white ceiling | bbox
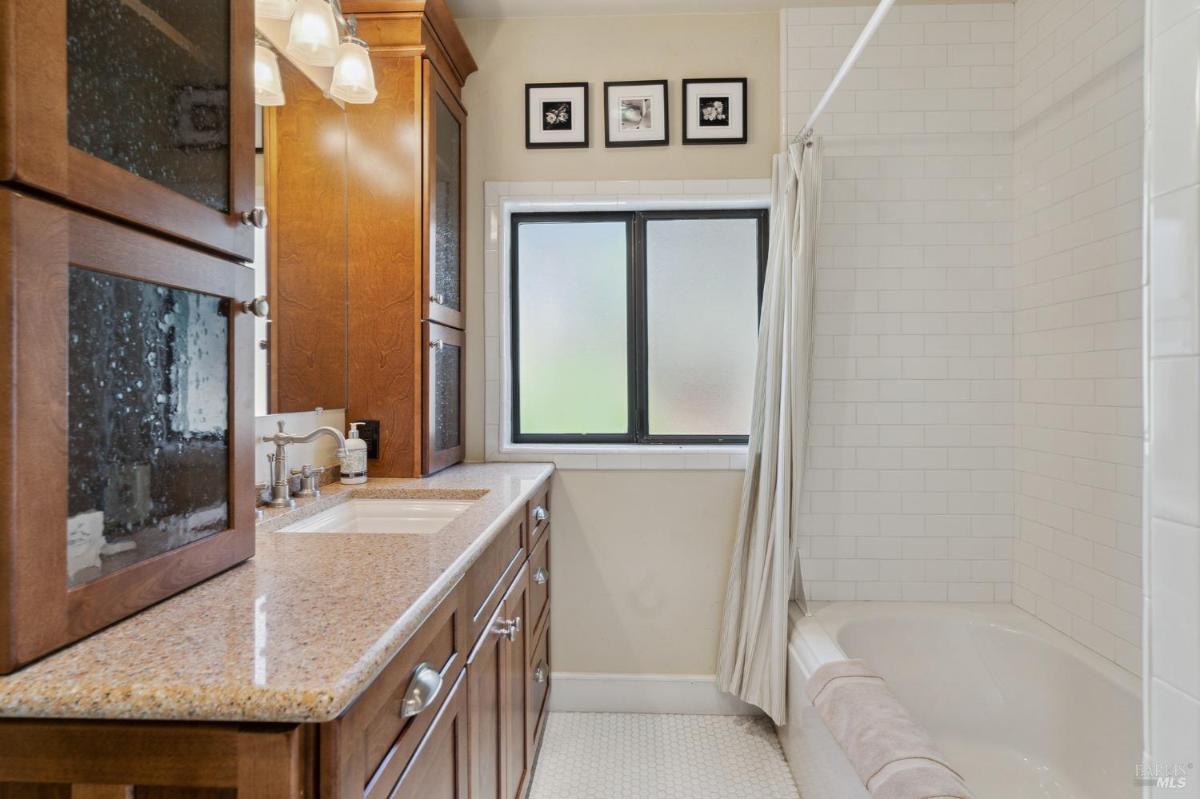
[445,0,792,18]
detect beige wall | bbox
[549,470,744,674]
[458,13,778,675]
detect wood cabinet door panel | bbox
[422,322,464,475]
[386,671,468,799]
[526,616,550,769]
[422,62,466,330]
[526,485,550,550]
[0,0,256,262]
[0,190,255,673]
[466,603,504,799]
[528,532,550,641]
[500,568,529,799]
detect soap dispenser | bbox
[341,422,368,485]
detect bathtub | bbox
[780,602,1141,799]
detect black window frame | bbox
[510,208,768,446]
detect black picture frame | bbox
[525,82,590,149]
[603,79,670,148]
[681,78,748,145]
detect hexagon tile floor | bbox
[527,712,800,799]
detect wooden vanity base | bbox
[0,491,552,799]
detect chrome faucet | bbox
[261,422,348,508]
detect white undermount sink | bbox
[277,499,474,535]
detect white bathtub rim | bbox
[788,601,1141,701]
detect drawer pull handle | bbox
[400,662,443,718]
[533,567,549,585]
[494,615,522,642]
[241,207,268,229]
[240,295,270,318]
[533,661,548,684]
[533,505,548,524]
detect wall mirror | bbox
[252,55,349,417]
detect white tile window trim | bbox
[483,179,771,471]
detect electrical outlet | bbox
[355,419,381,460]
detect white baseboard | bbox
[547,672,761,715]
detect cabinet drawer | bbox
[322,583,466,799]
[387,669,468,799]
[527,485,550,549]
[528,531,550,642]
[526,616,550,762]
[463,514,525,646]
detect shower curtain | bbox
[716,138,822,725]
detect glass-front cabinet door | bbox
[0,190,255,674]
[425,65,466,329]
[0,0,256,262]
[423,321,464,475]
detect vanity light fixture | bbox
[286,0,340,67]
[254,39,287,106]
[329,16,378,104]
[255,0,298,20]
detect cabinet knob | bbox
[240,207,268,229]
[494,615,522,642]
[241,296,270,318]
[429,339,445,351]
[533,661,548,684]
[400,662,443,718]
[533,505,548,524]
[430,293,446,305]
[533,567,549,585]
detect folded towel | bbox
[805,659,974,799]
[871,761,972,799]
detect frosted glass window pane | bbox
[646,218,758,436]
[517,220,628,435]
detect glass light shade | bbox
[256,0,298,19]
[286,0,339,67]
[254,44,286,106]
[329,40,378,104]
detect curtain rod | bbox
[793,0,898,145]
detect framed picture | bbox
[604,80,669,147]
[525,82,590,149]
[682,78,748,145]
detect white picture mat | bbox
[684,81,745,141]
[528,86,587,144]
[606,83,667,143]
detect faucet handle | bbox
[277,420,287,433]
[291,464,326,498]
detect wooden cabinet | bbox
[467,599,506,799]
[501,568,530,799]
[424,323,466,475]
[0,486,553,798]
[424,65,466,331]
[342,1,476,478]
[0,189,256,674]
[466,569,530,799]
[0,0,257,262]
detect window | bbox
[511,209,767,445]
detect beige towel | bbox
[871,762,972,799]
[805,659,974,799]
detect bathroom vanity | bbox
[0,463,554,799]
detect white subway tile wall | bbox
[1010,0,1145,675]
[1145,0,1200,778]
[783,3,1018,606]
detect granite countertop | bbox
[0,463,554,724]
